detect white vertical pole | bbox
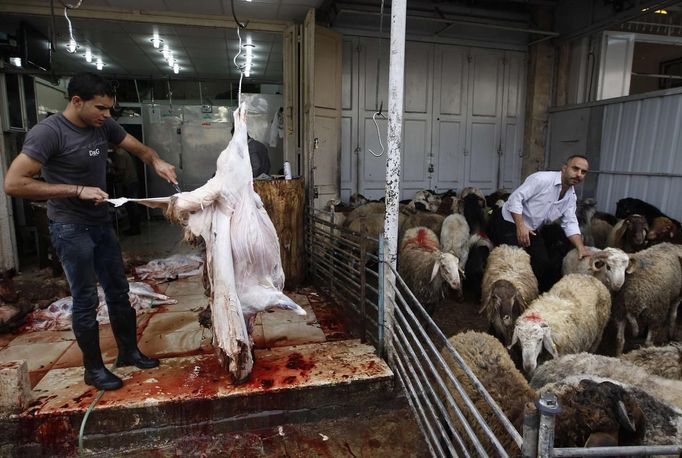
[382,0,406,358]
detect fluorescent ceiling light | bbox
[173,63,179,74]
[85,48,92,63]
[9,57,22,67]
[67,39,77,53]
[96,57,103,70]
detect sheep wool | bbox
[511,274,611,374]
[398,227,461,312]
[621,343,682,380]
[439,331,537,456]
[612,242,682,355]
[480,245,538,345]
[530,353,682,412]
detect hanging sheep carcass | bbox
[109,104,305,383]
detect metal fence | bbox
[304,208,682,457]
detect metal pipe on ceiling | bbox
[336,8,558,37]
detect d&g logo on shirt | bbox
[89,148,101,157]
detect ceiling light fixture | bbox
[67,39,78,53]
[168,54,175,67]
[9,57,22,67]
[151,35,163,49]
[96,57,103,70]
[173,63,179,74]
[242,42,254,78]
[655,9,668,14]
[162,44,170,60]
[85,48,92,63]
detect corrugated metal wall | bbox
[549,88,682,221]
[597,91,682,221]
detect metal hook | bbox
[368,107,387,158]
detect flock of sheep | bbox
[325,189,682,452]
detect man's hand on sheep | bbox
[516,224,535,248]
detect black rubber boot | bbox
[74,327,123,391]
[109,307,160,369]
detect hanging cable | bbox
[230,0,248,29]
[60,0,83,53]
[232,27,246,107]
[166,78,173,114]
[369,0,387,157]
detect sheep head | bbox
[647,216,676,243]
[480,279,523,345]
[589,248,630,291]
[411,190,441,213]
[509,313,558,374]
[432,252,462,292]
[624,214,649,248]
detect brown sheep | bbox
[607,214,649,253]
[646,216,682,245]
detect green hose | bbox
[78,364,117,455]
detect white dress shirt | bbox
[501,171,581,237]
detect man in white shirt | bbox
[490,155,591,291]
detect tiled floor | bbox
[0,276,345,389]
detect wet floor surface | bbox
[0,218,424,456]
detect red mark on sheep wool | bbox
[524,312,543,322]
[401,228,439,252]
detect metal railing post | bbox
[522,401,539,458]
[359,229,368,343]
[377,234,385,356]
[537,393,561,458]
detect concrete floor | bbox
[1,218,427,456]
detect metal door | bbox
[464,49,504,195]
[303,9,343,209]
[359,37,389,200]
[432,44,469,193]
[401,41,433,200]
[499,51,526,191]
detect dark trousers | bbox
[49,222,131,333]
[488,211,553,292]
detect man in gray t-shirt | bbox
[4,72,178,391]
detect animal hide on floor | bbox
[109,104,305,383]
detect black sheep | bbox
[615,197,681,229]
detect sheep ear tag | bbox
[275,294,307,316]
[430,261,441,282]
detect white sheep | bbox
[621,343,682,380]
[398,227,462,312]
[479,245,538,346]
[439,213,471,265]
[509,274,611,374]
[562,247,632,292]
[612,242,682,355]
